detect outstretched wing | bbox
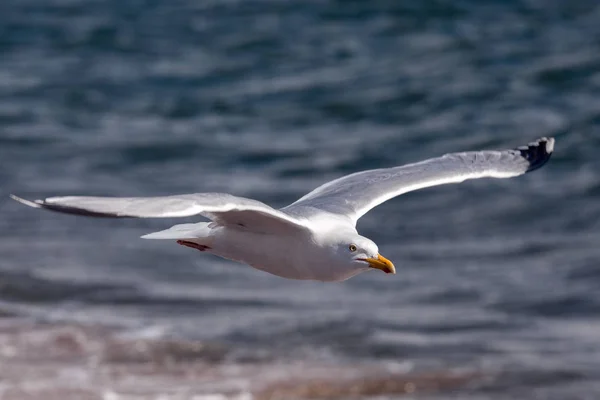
[11,193,309,234]
[283,137,554,224]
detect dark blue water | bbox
[1,0,599,398]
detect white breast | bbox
[208,227,349,281]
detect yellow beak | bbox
[361,254,396,274]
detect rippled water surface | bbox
[1,0,599,398]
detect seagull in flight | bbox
[11,137,554,282]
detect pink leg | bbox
[177,240,211,252]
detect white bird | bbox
[11,137,554,282]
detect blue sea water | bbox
[1,0,599,398]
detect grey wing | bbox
[283,137,554,224]
[11,193,309,233]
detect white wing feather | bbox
[10,193,308,234]
[11,138,554,230]
[283,137,554,224]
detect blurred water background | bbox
[1,0,599,399]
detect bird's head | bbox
[328,233,395,276]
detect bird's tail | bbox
[141,222,213,240]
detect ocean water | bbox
[1,0,599,398]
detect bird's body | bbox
[203,222,364,281]
[11,137,555,282]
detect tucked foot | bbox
[177,240,211,252]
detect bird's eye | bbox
[349,244,357,252]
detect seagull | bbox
[11,137,554,282]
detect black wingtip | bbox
[516,137,555,173]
